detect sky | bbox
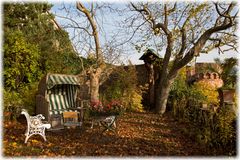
[50,1,238,65]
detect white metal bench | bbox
[21,109,51,143]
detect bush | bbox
[192,81,219,106]
[122,90,143,112]
[3,82,39,121]
[169,67,236,155]
[89,99,125,116]
[100,63,144,112]
[20,83,39,115]
[212,106,236,155]
[169,67,205,119]
[3,90,23,121]
[4,30,41,91]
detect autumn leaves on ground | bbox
[3,111,212,157]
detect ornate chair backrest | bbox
[21,109,31,128]
[21,109,44,128]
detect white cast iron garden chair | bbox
[21,109,51,143]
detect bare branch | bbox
[164,4,168,26]
[55,14,93,36]
[214,2,236,24]
[76,2,103,63]
[209,38,222,47]
[168,3,177,13]
[177,28,187,59]
[130,2,171,35]
[115,20,148,47]
[173,4,190,30]
[173,20,234,72]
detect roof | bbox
[139,49,161,60]
[195,63,222,73]
[47,74,80,89]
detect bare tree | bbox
[75,2,104,102]
[127,1,238,114]
[54,2,125,102]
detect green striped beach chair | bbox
[36,74,84,130]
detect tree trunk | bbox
[149,65,155,110]
[76,3,105,103]
[145,63,155,110]
[89,67,102,102]
[155,78,174,114]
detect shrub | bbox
[3,82,39,121]
[169,67,236,155]
[192,81,219,106]
[4,30,41,91]
[212,106,236,155]
[3,90,23,121]
[89,99,125,116]
[122,90,143,112]
[100,63,144,112]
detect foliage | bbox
[3,90,23,121]
[169,66,236,155]
[4,30,42,91]
[212,58,237,89]
[124,90,143,112]
[170,67,218,108]
[40,28,84,75]
[191,105,237,155]
[4,3,84,75]
[4,3,53,31]
[213,106,236,154]
[192,81,219,105]
[19,83,39,115]
[169,67,205,118]
[3,82,39,120]
[101,63,143,112]
[170,67,188,100]
[3,3,85,119]
[89,100,125,116]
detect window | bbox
[213,73,217,79]
[206,73,211,79]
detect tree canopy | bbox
[4,30,41,91]
[3,2,84,113]
[125,1,237,113]
[4,3,84,75]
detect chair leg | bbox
[24,132,34,143]
[24,128,48,143]
[42,135,47,141]
[25,135,29,143]
[40,128,47,141]
[91,121,94,129]
[113,121,116,128]
[100,121,116,133]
